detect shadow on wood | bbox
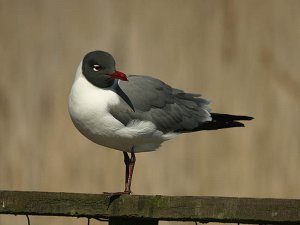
[109,218,158,225]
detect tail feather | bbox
[181,113,253,132]
[211,113,253,122]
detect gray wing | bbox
[109,75,212,133]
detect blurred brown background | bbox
[0,0,299,224]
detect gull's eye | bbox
[92,64,103,72]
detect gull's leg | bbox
[124,151,136,194]
[123,152,130,192]
[104,151,135,198]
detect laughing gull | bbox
[68,50,253,194]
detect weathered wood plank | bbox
[0,190,299,224]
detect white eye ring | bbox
[93,65,102,72]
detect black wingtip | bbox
[186,113,252,132]
[211,113,254,122]
[238,115,254,121]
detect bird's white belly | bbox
[68,76,176,152]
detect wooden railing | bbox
[0,190,299,224]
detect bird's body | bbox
[69,62,177,152]
[69,50,253,194]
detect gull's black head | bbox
[82,51,127,88]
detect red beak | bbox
[109,70,128,81]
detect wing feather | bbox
[109,75,212,133]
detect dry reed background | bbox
[0,0,300,225]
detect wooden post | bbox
[1,190,300,224]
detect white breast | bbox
[68,62,177,152]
